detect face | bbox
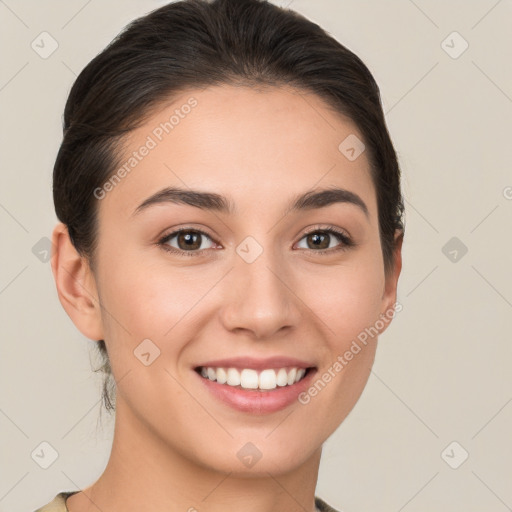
[86,85,401,475]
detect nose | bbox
[219,244,302,339]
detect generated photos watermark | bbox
[298,301,403,405]
[93,96,198,200]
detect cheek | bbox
[298,262,384,424]
[307,257,385,349]
[95,257,203,406]
[96,238,202,336]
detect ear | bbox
[50,222,104,341]
[378,230,404,335]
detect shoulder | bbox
[33,491,77,512]
[34,492,337,512]
[315,495,342,512]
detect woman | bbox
[36,0,404,510]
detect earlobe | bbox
[50,222,104,341]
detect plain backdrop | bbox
[1,1,511,511]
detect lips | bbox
[193,356,317,414]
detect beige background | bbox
[1,1,511,511]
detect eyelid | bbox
[157,224,355,257]
[158,226,218,256]
[295,224,355,253]
[300,224,352,241]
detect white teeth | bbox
[259,369,277,390]
[198,366,309,390]
[276,368,288,387]
[216,367,227,384]
[240,369,259,389]
[226,367,241,386]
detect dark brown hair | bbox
[53,0,405,414]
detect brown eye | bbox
[160,229,216,255]
[296,228,354,253]
[305,232,330,250]
[176,231,202,250]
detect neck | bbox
[67,398,322,512]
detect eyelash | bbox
[157,225,355,258]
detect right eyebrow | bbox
[132,187,236,217]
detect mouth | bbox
[192,356,318,413]
[194,365,315,391]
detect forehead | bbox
[99,84,377,220]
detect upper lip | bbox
[195,356,315,371]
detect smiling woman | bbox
[37,0,405,511]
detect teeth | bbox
[276,368,288,386]
[216,367,227,384]
[226,368,241,386]
[198,366,309,390]
[287,368,297,385]
[241,369,259,389]
[259,369,277,390]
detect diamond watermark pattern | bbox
[237,442,263,468]
[338,134,365,161]
[134,338,161,366]
[441,441,469,469]
[32,236,54,263]
[31,441,59,469]
[441,31,469,59]
[31,31,59,59]
[236,236,263,264]
[442,236,468,263]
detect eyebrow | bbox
[132,186,369,219]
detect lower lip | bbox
[195,368,317,414]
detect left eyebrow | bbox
[289,187,369,218]
[131,185,369,219]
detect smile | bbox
[196,366,310,390]
[193,356,317,413]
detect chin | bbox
[193,437,319,477]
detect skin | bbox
[51,84,402,512]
